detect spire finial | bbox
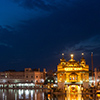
[62,53,64,56]
[62,53,64,59]
[82,53,84,56]
[70,54,74,59]
[82,53,84,58]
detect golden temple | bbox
[57,53,89,93]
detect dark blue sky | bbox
[0,0,100,71]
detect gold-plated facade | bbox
[57,54,89,93]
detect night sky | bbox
[0,0,100,71]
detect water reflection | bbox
[65,94,83,100]
[0,89,100,100]
[0,89,44,100]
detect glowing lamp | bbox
[62,53,64,56]
[82,53,84,56]
[71,54,74,59]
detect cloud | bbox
[11,0,56,11]
[4,25,14,31]
[62,35,100,56]
[0,25,16,48]
[0,43,12,48]
[11,0,78,11]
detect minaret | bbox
[60,53,66,62]
[80,53,86,66]
[91,52,94,81]
[62,53,64,59]
[82,53,84,57]
[81,53,85,61]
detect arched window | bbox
[69,73,78,82]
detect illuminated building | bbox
[57,53,89,93]
[25,68,45,83]
[44,70,57,88]
[89,68,100,87]
[94,68,100,86]
[89,72,95,86]
[0,68,46,88]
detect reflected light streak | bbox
[31,90,33,100]
[3,93,5,100]
[35,92,37,100]
[42,93,44,100]
[25,90,29,99]
[15,93,17,100]
[19,90,23,99]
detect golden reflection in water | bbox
[65,94,83,100]
[56,94,83,100]
[56,94,100,100]
[0,89,45,100]
[1,89,100,100]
